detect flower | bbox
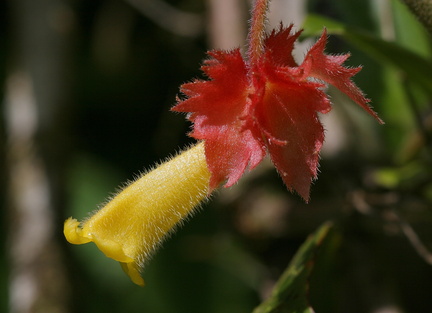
[172,24,383,201]
[64,143,210,286]
[64,0,383,286]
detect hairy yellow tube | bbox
[64,142,210,286]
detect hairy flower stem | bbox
[248,0,270,65]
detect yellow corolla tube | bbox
[64,142,211,286]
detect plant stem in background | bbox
[6,0,73,311]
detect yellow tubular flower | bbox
[64,142,210,286]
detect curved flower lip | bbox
[64,218,91,245]
[64,143,211,286]
[64,218,142,285]
[64,218,134,263]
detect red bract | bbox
[172,24,383,201]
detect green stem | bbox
[401,0,432,36]
[248,0,270,66]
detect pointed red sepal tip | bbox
[173,24,383,202]
[301,29,384,125]
[264,24,302,67]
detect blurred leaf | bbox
[371,161,432,190]
[252,222,335,313]
[377,66,415,151]
[401,0,432,36]
[391,0,432,58]
[302,14,432,95]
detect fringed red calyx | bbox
[172,0,383,202]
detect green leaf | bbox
[401,0,432,36]
[302,14,432,95]
[392,0,432,58]
[252,222,335,313]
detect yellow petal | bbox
[121,262,145,286]
[64,142,210,286]
[64,218,91,244]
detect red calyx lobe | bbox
[172,25,382,201]
[175,50,265,189]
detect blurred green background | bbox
[2,0,432,312]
